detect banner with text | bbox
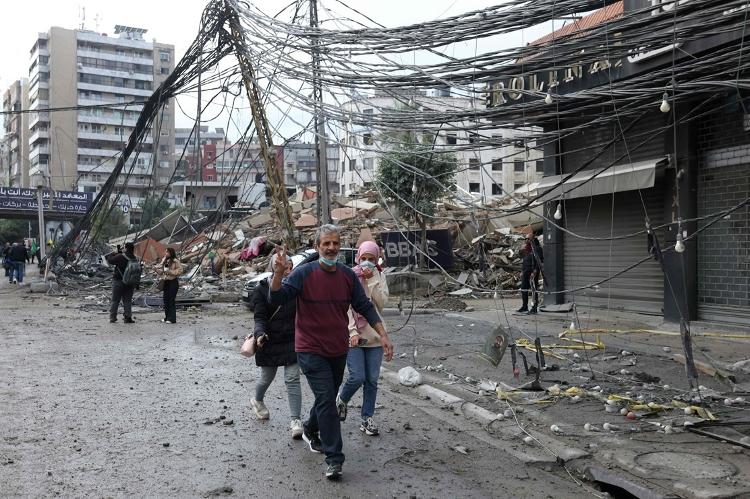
[381,229,453,269]
[0,187,92,215]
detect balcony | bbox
[78,131,152,144]
[78,64,153,81]
[77,98,144,112]
[78,114,138,127]
[76,48,153,66]
[78,82,153,97]
[29,130,49,143]
[29,112,50,129]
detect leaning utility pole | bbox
[310,0,331,225]
[225,2,298,251]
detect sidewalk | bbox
[382,297,750,498]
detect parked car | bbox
[240,248,357,309]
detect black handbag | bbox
[157,279,166,291]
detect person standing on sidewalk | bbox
[517,234,544,315]
[249,253,303,439]
[30,239,39,264]
[337,241,389,436]
[3,242,12,278]
[269,224,393,481]
[105,242,137,323]
[157,247,182,324]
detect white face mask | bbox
[359,260,376,270]
[319,255,338,266]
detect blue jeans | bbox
[10,262,24,283]
[339,346,383,420]
[297,352,347,466]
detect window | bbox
[349,158,357,170]
[160,67,170,75]
[363,158,374,170]
[206,175,214,181]
[492,184,503,195]
[514,182,524,190]
[491,159,503,171]
[363,133,373,146]
[203,196,217,209]
[469,158,480,170]
[362,108,373,115]
[514,160,525,172]
[469,182,480,193]
[536,160,544,173]
[468,133,478,144]
[446,133,457,145]
[160,50,171,62]
[513,138,525,148]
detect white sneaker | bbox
[250,399,269,420]
[290,418,303,439]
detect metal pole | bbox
[310,0,330,224]
[36,182,46,261]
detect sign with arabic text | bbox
[0,187,92,215]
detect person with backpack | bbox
[106,242,140,324]
[157,247,182,324]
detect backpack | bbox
[121,255,142,287]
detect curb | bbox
[379,367,589,465]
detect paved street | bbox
[0,274,589,498]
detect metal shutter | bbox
[563,188,665,315]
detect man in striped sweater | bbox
[269,224,393,481]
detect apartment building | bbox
[282,141,341,195]
[26,24,175,219]
[338,90,543,202]
[2,79,30,188]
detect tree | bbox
[90,203,129,243]
[138,194,172,228]
[376,138,457,268]
[0,219,31,243]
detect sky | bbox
[0,0,552,139]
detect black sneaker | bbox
[527,308,537,315]
[109,319,117,323]
[336,395,347,421]
[124,317,135,324]
[516,307,528,313]
[302,426,323,454]
[325,463,342,480]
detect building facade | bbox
[338,92,543,201]
[503,1,750,325]
[282,140,340,195]
[2,79,30,188]
[26,25,175,220]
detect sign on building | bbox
[0,187,93,215]
[381,229,453,269]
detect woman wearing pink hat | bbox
[336,240,389,436]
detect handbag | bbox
[157,279,166,291]
[240,306,280,358]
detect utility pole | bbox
[310,0,331,225]
[225,2,298,251]
[34,172,46,261]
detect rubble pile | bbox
[51,189,540,304]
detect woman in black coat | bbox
[248,254,302,439]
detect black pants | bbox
[162,279,179,322]
[297,352,347,466]
[521,271,539,310]
[110,280,134,320]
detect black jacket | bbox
[252,279,297,367]
[106,251,136,281]
[521,242,544,274]
[8,244,28,263]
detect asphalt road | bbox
[0,277,589,498]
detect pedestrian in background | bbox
[158,247,182,324]
[249,252,303,440]
[207,248,217,276]
[517,233,544,315]
[269,224,393,481]
[337,241,389,437]
[30,239,39,264]
[8,241,28,285]
[2,242,11,278]
[105,242,137,323]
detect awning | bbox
[535,157,668,202]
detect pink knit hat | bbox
[356,240,380,263]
